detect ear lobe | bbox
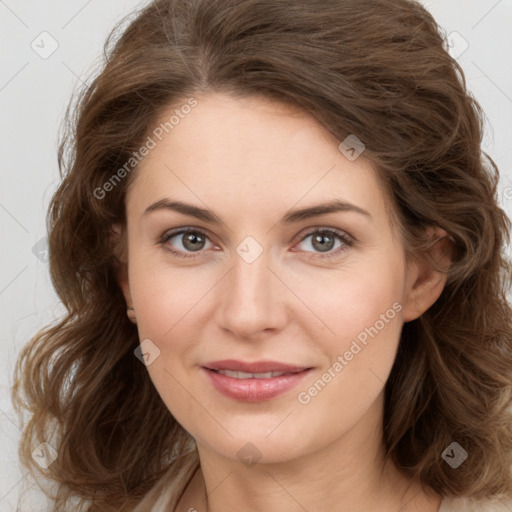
[402,228,455,323]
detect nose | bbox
[214,247,288,340]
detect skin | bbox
[114,92,452,512]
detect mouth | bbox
[201,361,313,402]
[207,369,304,379]
[202,359,311,374]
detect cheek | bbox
[292,259,405,348]
[128,261,209,420]
[337,278,404,356]
[293,282,404,449]
[292,257,405,403]
[129,255,214,345]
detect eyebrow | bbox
[142,198,371,224]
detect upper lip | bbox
[203,359,311,373]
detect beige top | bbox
[133,449,512,512]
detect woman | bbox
[12,0,512,511]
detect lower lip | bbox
[202,367,312,402]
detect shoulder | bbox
[132,448,200,512]
[440,495,512,512]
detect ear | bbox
[110,223,133,309]
[402,227,455,323]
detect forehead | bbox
[126,92,388,226]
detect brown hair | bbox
[12,0,512,510]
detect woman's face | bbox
[119,92,432,465]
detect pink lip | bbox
[201,360,312,402]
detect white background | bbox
[1,1,511,510]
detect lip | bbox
[201,360,313,402]
[203,359,311,373]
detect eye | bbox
[159,228,215,258]
[291,228,353,259]
[158,226,354,260]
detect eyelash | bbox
[158,227,354,260]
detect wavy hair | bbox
[12,0,512,510]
